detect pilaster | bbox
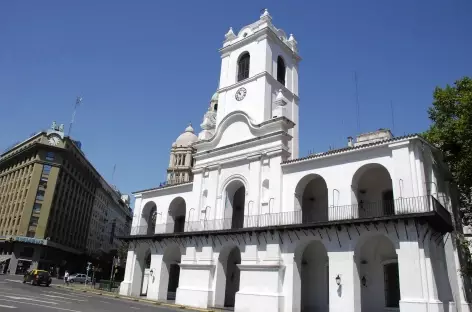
[396,229,428,312]
[235,263,285,312]
[328,251,361,312]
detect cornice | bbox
[178,263,215,270]
[133,181,193,195]
[218,71,266,92]
[388,141,410,149]
[194,111,294,153]
[282,135,421,166]
[219,26,301,62]
[237,263,285,271]
[194,131,290,162]
[217,71,300,102]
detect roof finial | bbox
[185,122,194,133]
[260,8,272,21]
[288,33,298,52]
[225,27,236,40]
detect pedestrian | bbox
[64,270,69,285]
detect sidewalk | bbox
[55,284,223,312]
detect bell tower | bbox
[215,9,301,157]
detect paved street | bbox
[0,275,199,312]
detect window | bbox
[43,165,52,175]
[29,216,39,226]
[237,52,250,82]
[277,56,286,85]
[262,179,269,202]
[33,203,42,213]
[39,179,48,189]
[384,262,400,308]
[46,152,55,161]
[36,190,45,201]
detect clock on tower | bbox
[214,9,300,134]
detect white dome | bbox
[174,124,198,147]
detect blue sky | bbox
[1,0,471,205]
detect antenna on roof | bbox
[390,100,395,136]
[354,71,360,134]
[68,96,82,137]
[112,164,117,183]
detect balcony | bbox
[128,195,452,237]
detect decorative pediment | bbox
[193,111,295,156]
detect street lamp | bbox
[335,274,341,286]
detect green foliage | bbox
[424,77,472,225]
[456,234,472,277]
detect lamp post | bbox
[85,262,92,286]
[109,256,120,291]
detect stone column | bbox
[328,251,361,312]
[146,253,164,300]
[30,245,41,270]
[235,263,285,312]
[282,252,301,312]
[175,263,215,308]
[185,150,192,167]
[168,152,175,168]
[9,244,19,275]
[119,248,144,297]
[396,239,428,312]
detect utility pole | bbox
[109,256,119,291]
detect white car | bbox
[68,273,91,283]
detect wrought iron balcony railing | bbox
[129,195,451,236]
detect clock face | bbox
[48,136,61,146]
[209,113,216,124]
[235,87,247,101]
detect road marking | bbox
[2,295,59,305]
[0,291,70,303]
[43,294,87,302]
[99,300,111,304]
[0,304,17,309]
[4,279,22,283]
[130,307,140,309]
[0,299,82,312]
[44,291,93,298]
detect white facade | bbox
[121,10,471,312]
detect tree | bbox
[424,77,472,226]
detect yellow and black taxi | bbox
[23,269,52,286]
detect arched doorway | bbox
[356,235,400,311]
[295,241,329,311]
[352,164,394,218]
[295,174,329,223]
[141,202,157,235]
[158,245,182,301]
[168,197,186,233]
[214,246,242,308]
[224,181,246,229]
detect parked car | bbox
[23,269,52,286]
[68,273,91,283]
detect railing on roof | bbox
[156,176,194,189]
[129,195,451,236]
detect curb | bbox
[55,285,217,312]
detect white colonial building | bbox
[120,10,472,312]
